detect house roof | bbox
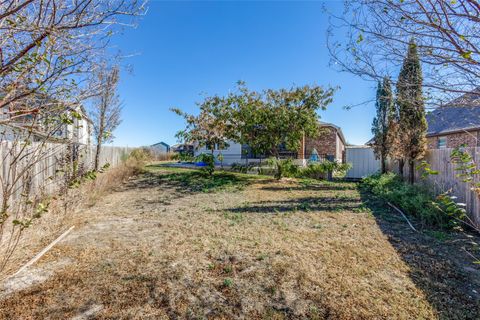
[365,89,480,142]
[319,121,347,145]
[426,90,480,136]
[151,141,170,148]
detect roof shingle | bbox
[427,90,480,136]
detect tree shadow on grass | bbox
[358,187,480,319]
[225,196,365,214]
[260,183,357,192]
[122,164,261,200]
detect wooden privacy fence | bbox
[389,147,480,227]
[0,141,133,205]
[345,146,480,226]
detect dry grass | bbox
[150,151,175,162]
[0,160,141,279]
[0,164,479,319]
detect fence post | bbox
[326,155,334,181]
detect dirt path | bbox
[1,165,479,319]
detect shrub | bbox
[362,173,463,228]
[196,153,215,176]
[172,152,195,162]
[299,160,352,180]
[266,158,299,179]
[126,148,152,171]
[300,162,328,180]
[231,162,248,173]
[217,153,224,168]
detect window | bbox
[205,142,214,151]
[438,137,447,149]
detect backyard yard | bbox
[1,165,479,319]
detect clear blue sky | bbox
[111,0,376,147]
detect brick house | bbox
[298,122,346,163]
[427,89,480,149]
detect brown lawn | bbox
[0,164,479,319]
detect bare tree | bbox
[327,0,480,108]
[0,0,146,124]
[90,66,122,171]
[0,0,145,276]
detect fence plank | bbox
[417,148,479,227]
[0,142,133,208]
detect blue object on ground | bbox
[195,162,207,167]
[309,148,319,162]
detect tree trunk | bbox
[408,159,415,184]
[381,153,386,174]
[274,150,281,180]
[398,158,405,178]
[94,102,106,171]
[94,143,101,171]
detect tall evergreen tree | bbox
[372,77,394,174]
[396,39,428,184]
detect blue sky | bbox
[111,0,375,147]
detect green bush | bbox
[298,160,352,180]
[231,162,252,173]
[300,162,328,180]
[266,158,299,179]
[362,173,463,228]
[196,153,215,176]
[172,152,195,162]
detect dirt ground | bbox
[1,164,479,319]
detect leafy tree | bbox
[230,83,335,179]
[396,40,427,184]
[173,82,335,179]
[171,95,232,155]
[372,77,394,174]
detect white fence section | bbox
[345,146,380,179]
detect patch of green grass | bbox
[425,230,451,242]
[223,265,233,274]
[223,278,234,288]
[256,253,268,261]
[298,178,358,190]
[352,205,372,213]
[223,212,244,224]
[147,166,256,193]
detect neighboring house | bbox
[49,105,92,145]
[194,121,347,165]
[298,122,346,164]
[1,102,92,145]
[195,140,242,165]
[426,89,480,149]
[150,141,170,153]
[171,143,195,155]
